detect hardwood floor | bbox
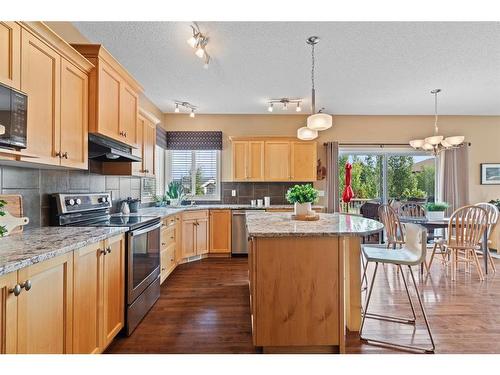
[106,255,500,354]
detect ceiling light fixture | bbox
[409,89,465,155]
[266,98,302,113]
[305,36,332,132]
[174,101,198,118]
[297,126,318,140]
[187,22,211,68]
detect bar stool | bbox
[360,223,435,353]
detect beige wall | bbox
[163,114,500,205]
[45,21,163,122]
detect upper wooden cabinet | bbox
[231,137,317,182]
[71,44,143,148]
[0,22,21,89]
[142,116,156,177]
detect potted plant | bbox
[489,199,500,210]
[166,181,185,206]
[286,184,318,216]
[424,202,449,221]
[153,194,166,207]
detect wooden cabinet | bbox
[182,211,209,258]
[17,253,73,354]
[0,22,21,89]
[60,58,88,169]
[102,235,125,349]
[232,141,264,181]
[142,119,156,177]
[209,210,232,254]
[160,215,180,283]
[0,272,17,354]
[232,138,317,182]
[290,141,317,181]
[71,44,143,148]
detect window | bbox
[166,149,221,200]
[338,148,436,213]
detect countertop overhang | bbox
[245,212,384,237]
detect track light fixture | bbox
[174,101,197,118]
[266,98,302,113]
[187,22,211,68]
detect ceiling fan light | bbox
[307,113,332,131]
[424,135,444,146]
[297,126,318,140]
[444,136,465,146]
[409,139,425,149]
[422,143,434,151]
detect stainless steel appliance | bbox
[231,209,265,255]
[50,192,160,335]
[88,133,142,162]
[0,83,27,149]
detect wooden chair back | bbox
[378,204,404,246]
[398,202,426,218]
[448,205,488,248]
[475,202,499,240]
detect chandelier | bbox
[409,89,465,155]
[297,36,332,141]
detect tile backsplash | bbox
[221,181,308,205]
[0,165,148,228]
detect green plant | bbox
[166,181,185,200]
[0,199,7,237]
[402,187,427,200]
[425,202,449,212]
[286,184,318,204]
[489,199,500,210]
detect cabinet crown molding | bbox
[229,136,316,143]
[139,108,162,125]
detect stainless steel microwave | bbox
[0,83,27,149]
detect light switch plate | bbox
[231,189,237,197]
[318,190,325,197]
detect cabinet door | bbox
[143,119,156,177]
[119,83,139,147]
[132,115,145,176]
[248,141,264,181]
[264,141,290,181]
[290,141,317,182]
[209,210,231,254]
[0,21,21,89]
[0,272,17,354]
[102,235,125,349]
[60,58,88,169]
[17,253,73,354]
[175,216,182,262]
[73,242,103,354]
[21,29,61,165]
[232,141,248,181]
[181,220,196,258]
[98,60,120,141]
[196,218,209,255]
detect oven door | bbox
[127,221,161,304]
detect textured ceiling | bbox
[73,22,500,115]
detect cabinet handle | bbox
[106,246,112,254]
[62,152,68,159]
[55,151,62,158]
[170,236,174,239]
[9,284,22,296]
[99,248,107,255]
[20,280,32,291]
[124,131,128,137]
[161,267,165,271]
[162,242,166,246]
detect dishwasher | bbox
[231,209,265,255]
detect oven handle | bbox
[129,222,162,237]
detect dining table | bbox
[399,216,491,274]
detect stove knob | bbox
[99,196,109,203]
[66,199,75,206]
[75,198,82,205]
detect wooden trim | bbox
[18,22,94,73]
[230,136,314,142]
[139,107,161,125]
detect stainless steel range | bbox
[50,192,161,335]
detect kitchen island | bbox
[246,211,383,353]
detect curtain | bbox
[441,145,470,215]
[166,131,223,150]
[325,142,340,213]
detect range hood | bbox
[88,133,142,162]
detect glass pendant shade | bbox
[424,135,444,145]
[195,47,205,59]
[297,126,318,140]
[409,139,425,149]
[440,139,452,148]
[187,36,197,48]
[444,135,465,146]
[422,143,434,151]
[307,113,333,131]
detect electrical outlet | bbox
[318,190,325,197]
[231,189,237,197]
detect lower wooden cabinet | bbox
[209,210,232,254]
[181,210,209,258]
[0,272,18,354]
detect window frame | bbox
[162,149,221,201]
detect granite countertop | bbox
[245,212,384,238]
[0,227,127,276]
[133,204,325,218]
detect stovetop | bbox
[80,214,160,230]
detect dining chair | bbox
[360,223,435,353]
[443,205,489,281]
[378,204,405,249]
[398,202,426,218]
[474,202,499,272]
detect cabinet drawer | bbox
[163,215,177,228]
[182,210,208,221]
[161,226,175,249]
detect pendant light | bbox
[409,89,465,155]
[305,36,332,131]
[297,126,318,140]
